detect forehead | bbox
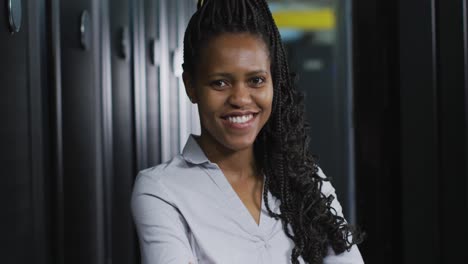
[197,33,271,74]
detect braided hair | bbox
[182,1,363,263]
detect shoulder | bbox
[132,155,191,198]
[132,153,209,200]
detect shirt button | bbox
[264,242,270,249]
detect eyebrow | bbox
[206,70,268,79]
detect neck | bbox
[196,133,259,182]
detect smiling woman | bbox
[131,0,364,263]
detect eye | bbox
[210,80,229,89]
[249,76,266,87]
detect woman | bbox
[131,0,364,263]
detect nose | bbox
[228,83,252,107]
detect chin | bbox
[222,134,257,151]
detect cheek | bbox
[253,87,273,124]
[257,87,274,110]
[197,89,225,115]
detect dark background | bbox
[1,0,467,263]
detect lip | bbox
[220,112,258,130]
[220,110,259,118]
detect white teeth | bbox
[227,114,253,124]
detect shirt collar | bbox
[182,134,210,165]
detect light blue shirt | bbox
[131,135,364,264]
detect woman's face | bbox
[183,33,273,152]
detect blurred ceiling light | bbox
[272,8,335,30]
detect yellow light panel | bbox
[272,8,335,30]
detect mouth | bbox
[220,112,259,128]
[225,114,254,124]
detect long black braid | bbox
[182,1,363,263]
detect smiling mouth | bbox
[221,112,259,125]
[225,114,254,124]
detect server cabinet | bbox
[437,1,468,262]
[354,0,468,263]
[59,1,106,263]
[160,0,197,162]
[399,1,440,263]
[399,0,468,263]
[164,0,182,159]
[2,0,196,263]
[353,1,401,262]
[158,0,173,162]
[144,0,162,166]
[286,41,355,220]
[108,1,137,263]
[1,0,50,263]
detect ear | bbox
[182,71,198,104]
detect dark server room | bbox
[1,0,467,263]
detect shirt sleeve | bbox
[318,168,365,264]
[131,172,198,264]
